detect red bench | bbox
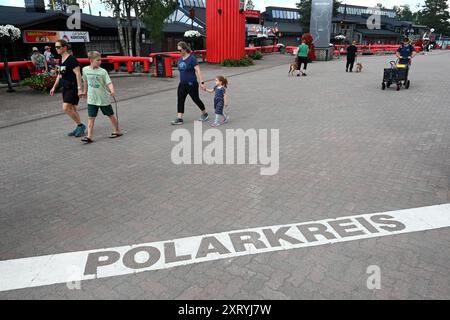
[107,56,152,73]
[0,61,35,81]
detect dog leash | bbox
[113,95,119,132]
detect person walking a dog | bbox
[171,41,209,125]
[346,41,358,72]
[296,39,309,77]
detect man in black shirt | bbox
[50,40,86,137]
[346,41,358,72]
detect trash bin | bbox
[154,54,173,78]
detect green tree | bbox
[393,5,415,21]
[246,0,255,10]
[102,0,128,55]
[48,0,75,10]
[296,0,341,32]
[141,0,178,42]
[418,0,450,34]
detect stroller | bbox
[382,60,410,91]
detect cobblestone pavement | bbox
[0,54,293,128]
[0,51,449,299]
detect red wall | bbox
[206,0,246,63]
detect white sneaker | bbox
[222,115,230,124]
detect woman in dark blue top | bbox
[171,42,209,125]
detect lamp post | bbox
[189,7,195,31]
[260,18,265,48]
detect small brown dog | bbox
[356,63,363,73]
[288,63,298,76]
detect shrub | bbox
[240,55,254,66]
[249,51,263,60]
[20,73,57,94]
[220,55,254,67]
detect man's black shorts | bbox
[62,87,79,106]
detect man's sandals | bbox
[81,137,94,144]
[81,133,123,144]
[109,132,123,139]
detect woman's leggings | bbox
[177,82,206,114]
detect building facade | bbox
[160,0,206,52]
[0,2,144,61]
[260,7,303,47]
[332,4,429,45]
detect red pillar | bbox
[206,0,246,63]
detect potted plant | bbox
[277,43,286,54]
[334,34,346,44]
[184,30,202,51]
[21,73,57,94]
[0,24,21,41]
[0,24,21,92]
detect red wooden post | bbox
[11,65,20,81]
[206,0,246,63]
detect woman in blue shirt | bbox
[171,42,209,125]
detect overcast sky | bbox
[257,0,425,10]
[1,0,447,16]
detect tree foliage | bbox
[245,0,255,10]
[393,5,415,22]
[141,0,178,42]
[417,0,450,34]
[49,0,87,10]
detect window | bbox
[182,0,205,8]
[271,10,299,20]
[338,5,396,17]
[164,8,205,29]
[86,35,120,54]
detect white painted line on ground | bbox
[0,204,449,292]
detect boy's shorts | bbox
[87,104,114,118]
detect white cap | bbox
[32,47,38,52]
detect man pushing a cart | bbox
[396,38,417,66]
[382,38,417,91]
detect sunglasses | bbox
[55,46,63,49]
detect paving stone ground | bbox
[0,55,291,128]
[0,51,449,299]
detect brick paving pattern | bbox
[0,52,449,299]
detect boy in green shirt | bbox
[297,40,309,77]
[81,51,122,144]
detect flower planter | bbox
[21,73,57,93]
